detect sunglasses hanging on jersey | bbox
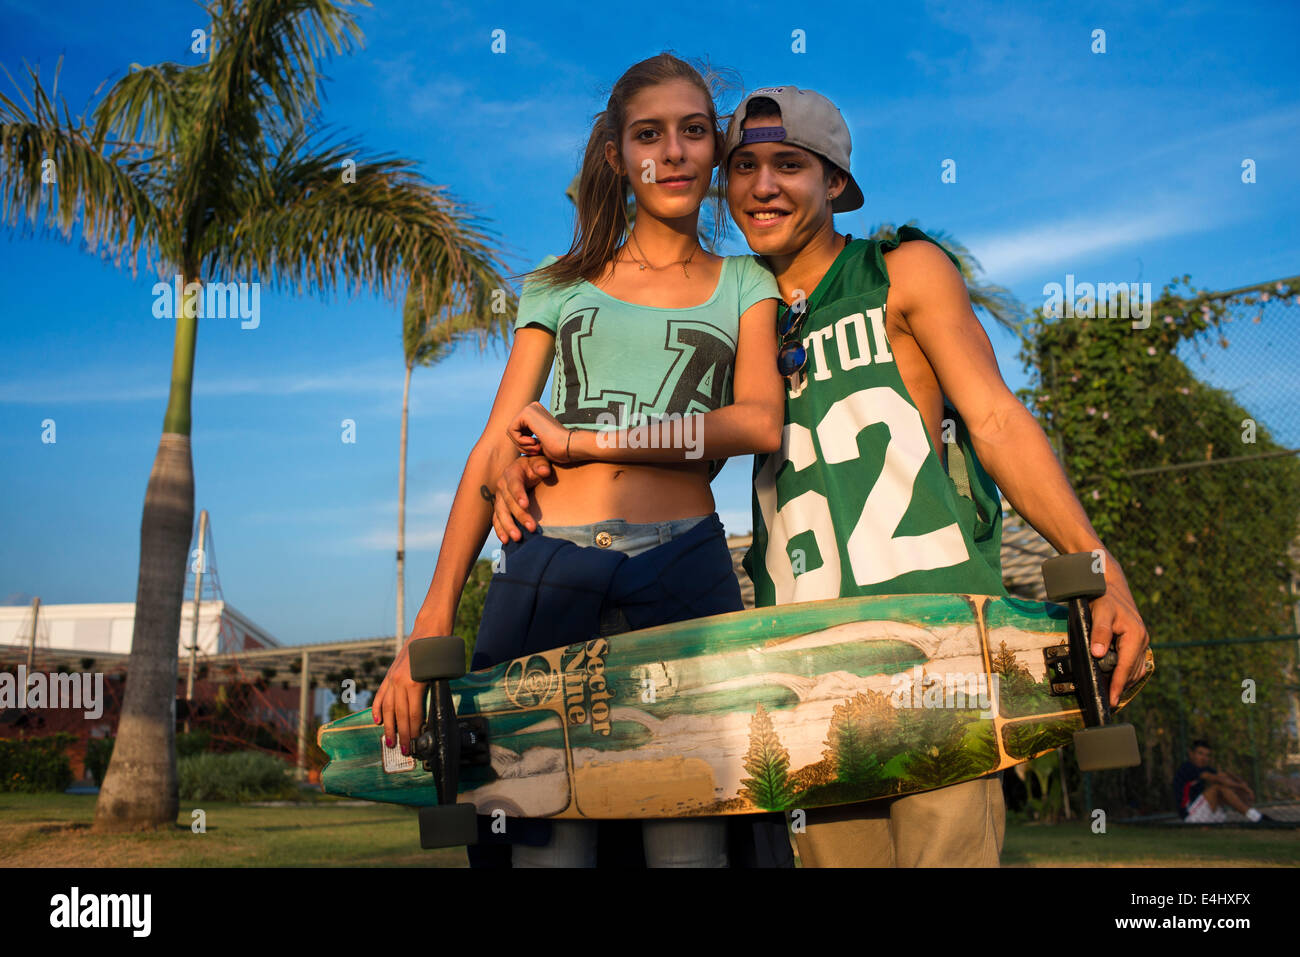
[777,300,809,379]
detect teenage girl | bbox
[371,53,784,867]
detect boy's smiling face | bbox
[726,115,845,259]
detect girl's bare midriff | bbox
[528,456,715,526]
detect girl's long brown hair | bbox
[529,53,734,288]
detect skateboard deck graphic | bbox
[318,593,1152,818]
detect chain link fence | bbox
[1021,274,1300,818]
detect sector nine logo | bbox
[560,638,612,735]
[503,655,561,708]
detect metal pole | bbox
[25,596,40,674]
[184,509,208,734]
[396,361,411,656]
[296,648,310,781]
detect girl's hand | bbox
[507,401,573,462]
[492,454,551,542]
[370,639,429,757]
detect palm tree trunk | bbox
[396,360,412,653]
[94,276,199,832]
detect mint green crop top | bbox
[514,254,780,479]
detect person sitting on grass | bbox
[1174,739,1270,824]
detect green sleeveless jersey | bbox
[743,226,1006,607]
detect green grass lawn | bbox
[3,794,1296,867]
[0,793,465,868]
[1002,816,1300,867]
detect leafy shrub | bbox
[0,733,75,792]
[176,730,211,759]
[1019,277,1300,808]
[178,750,296,802]
[84,729,213,786]
[84,736,113,786]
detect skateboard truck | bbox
[1040,553,1141,772]
[408,636,480,849]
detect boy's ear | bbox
[712,128,724,170]
[826,166,848,203]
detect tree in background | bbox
[395,252,517,655]
[1018,276,1300,810]
[0,0,511,831]
[867,221,1026,333]
[453,559,494,670]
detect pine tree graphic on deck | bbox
[740,703,796,811]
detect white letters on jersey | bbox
[756,386,970,603]
[788,306,892,400]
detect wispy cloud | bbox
[955,102,1300,282]
[242,488,467,552]
[966,202,1217,282]
[371,53,593,162]
[0,354,511,405]
[355,488,456,550]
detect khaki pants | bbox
[794,773,1006,867]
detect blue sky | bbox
[2,0,1297,646]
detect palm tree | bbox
[0,0,511,832]
[394,258,516,654]
[867,221,1026,332]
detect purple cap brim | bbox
[739,125,787,145]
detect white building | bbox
[0,600,280,660]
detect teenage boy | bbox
[491,86,1149,867]
[1174,740,1269,824]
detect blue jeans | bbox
[509,513,729,868]
[538,513,709,557]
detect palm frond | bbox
[90,62,190,157]
[0,58,162,272]
[403,246,519,365]
[869,220,1027,332]
[220,128,510,309]
[205,0,366,134]
[153,0,367,244]
[3,1,513,339]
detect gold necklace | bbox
[623,230,701,278]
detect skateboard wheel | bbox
[418,802,478,849]
[1042,552,1107,603]
[409,636,466,682]
[1073,723,1140,771]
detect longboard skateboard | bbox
[319,554,1152,843]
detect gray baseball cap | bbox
[723,85,864,213]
